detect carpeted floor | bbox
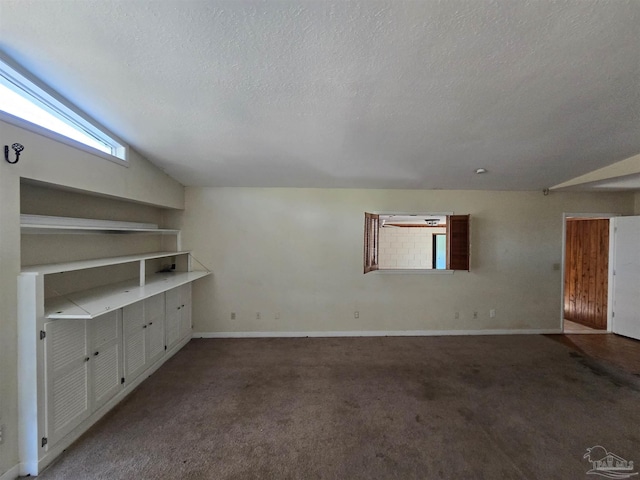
[33,335,640,480]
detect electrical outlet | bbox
[256,312,261,320]
[0,424,4,445]
[473,311,478,319]
[354,311,359,319]
[490,309,496,318]
[455,312,459,319]
[231,312,236,320]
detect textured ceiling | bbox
[0,0,638,190]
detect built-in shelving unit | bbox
[18,212,210,476]
[45,270,209,319]
[22,250,210,319]
[22,251,191,275]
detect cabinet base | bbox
[21,334,191,477]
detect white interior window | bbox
[0,56,127,162]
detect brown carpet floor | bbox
[33,335,640,480]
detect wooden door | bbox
[447,215,470,271]
[363,213,380,273]
[564,218,609,329]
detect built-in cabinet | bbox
[165,284,192,351]
[44,317,91,447]
[18,215,209,476]
[44,310,122,447]
[123,293,167,384]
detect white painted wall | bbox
[379,226,446,269]
[172,188,634,336]
[0,119,184,478]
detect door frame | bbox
[560,212,620,333]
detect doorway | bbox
[562,216,611,333]
[433,234,446,270]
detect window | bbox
[0,55,127,162]
[363,213,470,273]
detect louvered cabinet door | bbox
[165,287,181,350]
[179,284,192,341]
[44,319,90,447]
[144,294,165,365]
[123,301,147,384]
[90,310,122,411]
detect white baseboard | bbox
[193,329,562,339]
[0,464,20,480]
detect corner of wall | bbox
[633,192,640,215]
[0,153,21,478]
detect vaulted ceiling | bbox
[1,1,638,190]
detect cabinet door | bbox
[179,283,192,340]
[91,310,122,411]
[165,287,181,350]
[145,294,165,364]
[44,319,90,447]
[123,301,146,383]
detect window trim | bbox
[0,54,129,166]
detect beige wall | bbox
[0,119,184,477]
[175,187,634,335]
[634,191,640,214]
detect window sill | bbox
[372,269,455,275]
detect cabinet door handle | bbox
[94,351,99,356]
[142,325,147,329]
[84,357,90,362]
[177,306,181,310]
[181,304,185,308]
[149,322,153,325]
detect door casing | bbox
[560,212,619,333]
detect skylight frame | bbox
[0,54,128,165]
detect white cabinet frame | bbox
[18,250,209,476]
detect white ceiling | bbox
[0,0,638,190]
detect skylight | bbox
[0,57,126,161]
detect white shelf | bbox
[22,251,192,275]
[45,271,211,319]
[22,225,180,235]
[20,214,179,235]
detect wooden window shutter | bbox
[447,214,470,271]
[364,213,380,273]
